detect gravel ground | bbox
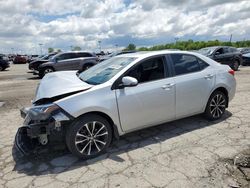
[0,64,249,188]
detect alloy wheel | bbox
[75,121,108,156]
[209,94,226,118]
[44,68,53,74]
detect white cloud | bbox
[0,0,250,54]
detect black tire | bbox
[0,65,3,71]
[66,114,112,159]
[232,59,240,71]
[39,67,54,78]
[204,91,227,121]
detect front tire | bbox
[39,67,54,78]
[204,91,227,121]
[66,114,112,159]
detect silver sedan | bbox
[15,50,236,158]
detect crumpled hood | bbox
[33,71,92,103]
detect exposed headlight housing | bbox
[31,103,60,115]
[22,103,60,122]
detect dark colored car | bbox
[27,55,40,64]
[242,53,250,66]
[29,53,57,71]
[38,51,98,78]
[13,55,27,64]
[99,50,137,62]
[237,47,250,54]
[198,46,242,71]
[0,55,10,71]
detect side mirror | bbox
[120,76,138,88]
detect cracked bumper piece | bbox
[15,126,38,155]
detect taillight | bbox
[228,69,235,76]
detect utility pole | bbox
[115,44,118,51]
[98,40,102,52]
[229,34,232,42]
[174,37,179,44]
[39,43,43,55]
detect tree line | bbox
[123,40,250,51]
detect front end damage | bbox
[15,104,72,155]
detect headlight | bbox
[31,103,60,115]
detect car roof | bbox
[117,50,201,59]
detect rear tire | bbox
[66,114,112,159]
[232,59,240,71]
[204,91,227,121]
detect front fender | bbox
[55,85,124,136]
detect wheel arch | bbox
[76,111,120,140]
[210,87,229,107]
[42,66,55,71]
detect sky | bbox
[0,0,250,54]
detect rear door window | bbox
[170,54,201,76]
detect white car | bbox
[15,50,236,158]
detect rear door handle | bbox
[162,83,175,90]
[204,74,214,79]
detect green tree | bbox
[72,46,81,51]
[124,43,136,51]
[48,47,54,53]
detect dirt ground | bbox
[0,64,249,188]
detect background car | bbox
[237,47,250,54]
[27,54,40,64]
[242,53,250,66]
[13,55,27,64]
[0,54,10,71]
[99,50,137,62]
[29,52,57,71]
[198,46,242,71]
[15,51,236,158]
[38,51,98,78]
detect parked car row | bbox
[1,46,250,73]
[28,50,138,78]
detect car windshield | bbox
[41,55,49,60]
[78,57,136,85]
[198,47,216,56]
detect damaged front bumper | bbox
[15,105,72,155]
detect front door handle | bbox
[162,83,175,90]
[204,74,214,79]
